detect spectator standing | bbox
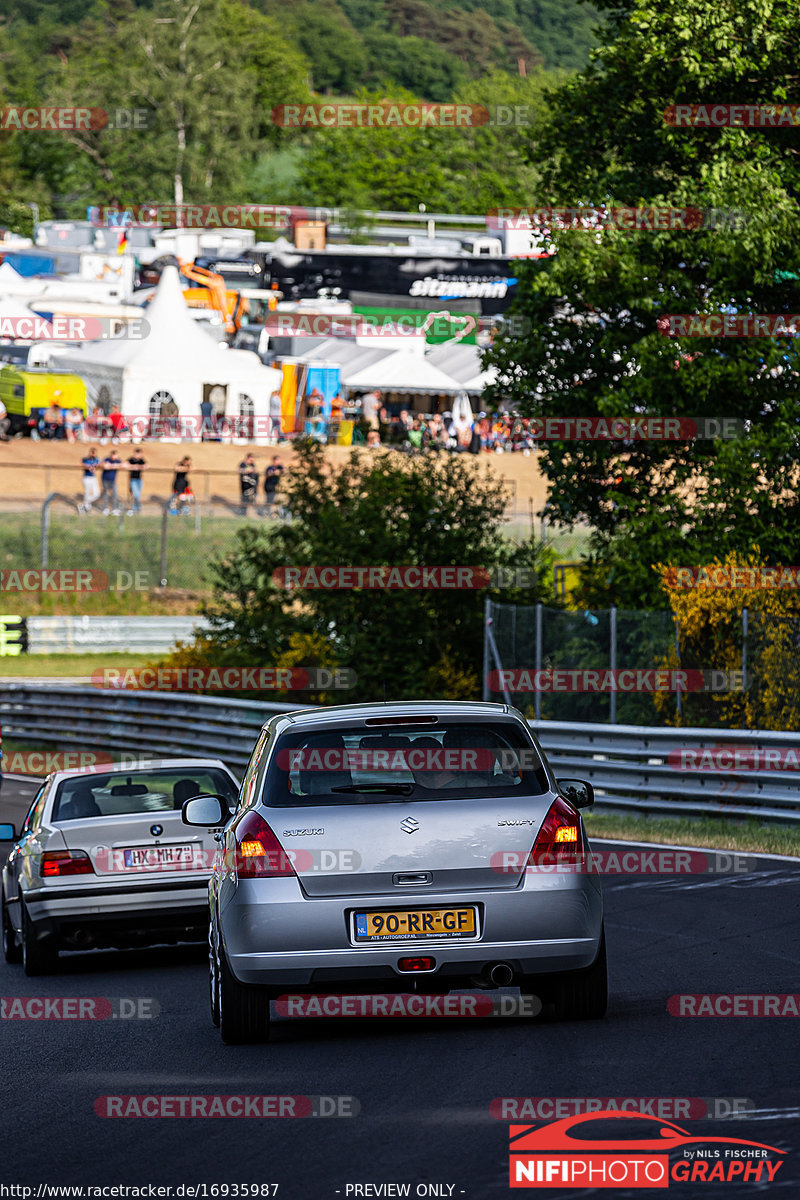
[126,450,148,514]
[238,452,259,511]
[268,389,282,443]
[263,456,284,513]
[407,419,423,452]
[160,396,179,437]
[101,449,122,514]
[170,456,193,513]
[360,389,381,430]
[79,447,101,513]
[109,404,128,442]
[200,397,215,441]
[64,407,83,443]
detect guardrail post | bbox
[482,596,491,702]
[41,493,80,569]
[41,498,51,570]
[484,609,512,707]
[159,501,169,587]
[535,602,543,721]
[742,606,748,728]
[609,605,617,725]
[675,616,682,722]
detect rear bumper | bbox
[222,874,603,986]
[21,879,209,947]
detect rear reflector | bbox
[398,957,436,972]
[41,850,94,877]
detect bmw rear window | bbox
[52,768,238,821]
[261,721,549,806]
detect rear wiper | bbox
[330,784,414,795]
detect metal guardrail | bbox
[26,616,210,654]
[0,686,798,822]
[0,686,301,775]
[529,720,800,823]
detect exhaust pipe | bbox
[487,962,515,987]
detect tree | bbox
[484,0,800,608]
[294,70,559,212]
[30,0,310,206]
[170,441,557,703]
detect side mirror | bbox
[0,823,16,840]
[557,778,594,810]
[182,794,230,827]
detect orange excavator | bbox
[177,259,247,333]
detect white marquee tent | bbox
[49,267,281,440]
[425,342,498,393]
[341,348,463,394]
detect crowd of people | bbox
[356,397,536,455]
[77,448,286,516]
[2,388,535,455]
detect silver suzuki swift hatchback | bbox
[182,701,606,1043]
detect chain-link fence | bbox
[485,601,679,725]
[0,496,289,599]
[485,600,800,727]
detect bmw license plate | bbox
[353,907,477,942]
[122,845,196,869]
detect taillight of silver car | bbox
[527,796,585,869]
[232,812,298,879]
[41,850,95,877]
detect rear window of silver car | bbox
[52,768,238,821]
[262,721,548,806]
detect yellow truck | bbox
[0,366,87,435]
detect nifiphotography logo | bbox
[507,1111,785,1187]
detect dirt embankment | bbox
[0,439,550,511]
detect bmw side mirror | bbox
[557,778,594,809]
[0,823,16,840]
[182,795,230,827]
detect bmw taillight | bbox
[526,796,585,871]
[232,811,296,879]
[41,850,94,877]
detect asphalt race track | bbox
[2,775,799,1197]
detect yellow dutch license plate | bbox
[354,907,477,942]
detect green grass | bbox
[0,652,153,676]
[584,812,800,857]
[0,510,253,612]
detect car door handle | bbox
[392,871,432,886]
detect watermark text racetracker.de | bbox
[274,993,541,1018]
[0,570,149,593]
[665,564,800,589]
[271,102,538,128]
[1,997,159,1020]
[492,1097,755,1120]
[486,668,748,693]
[91,667,356,692]
[491,848,751,876]
[488,206,749,232]
[94,1095,358,1118]
[0,107,151,132]
[272,566,539,590]
[658,313,800,337]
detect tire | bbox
[551,928,608,1020]
[209,915,220,1027]
[218,939,270,1045]
[2,892,21,964]
[21,901,58,977]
